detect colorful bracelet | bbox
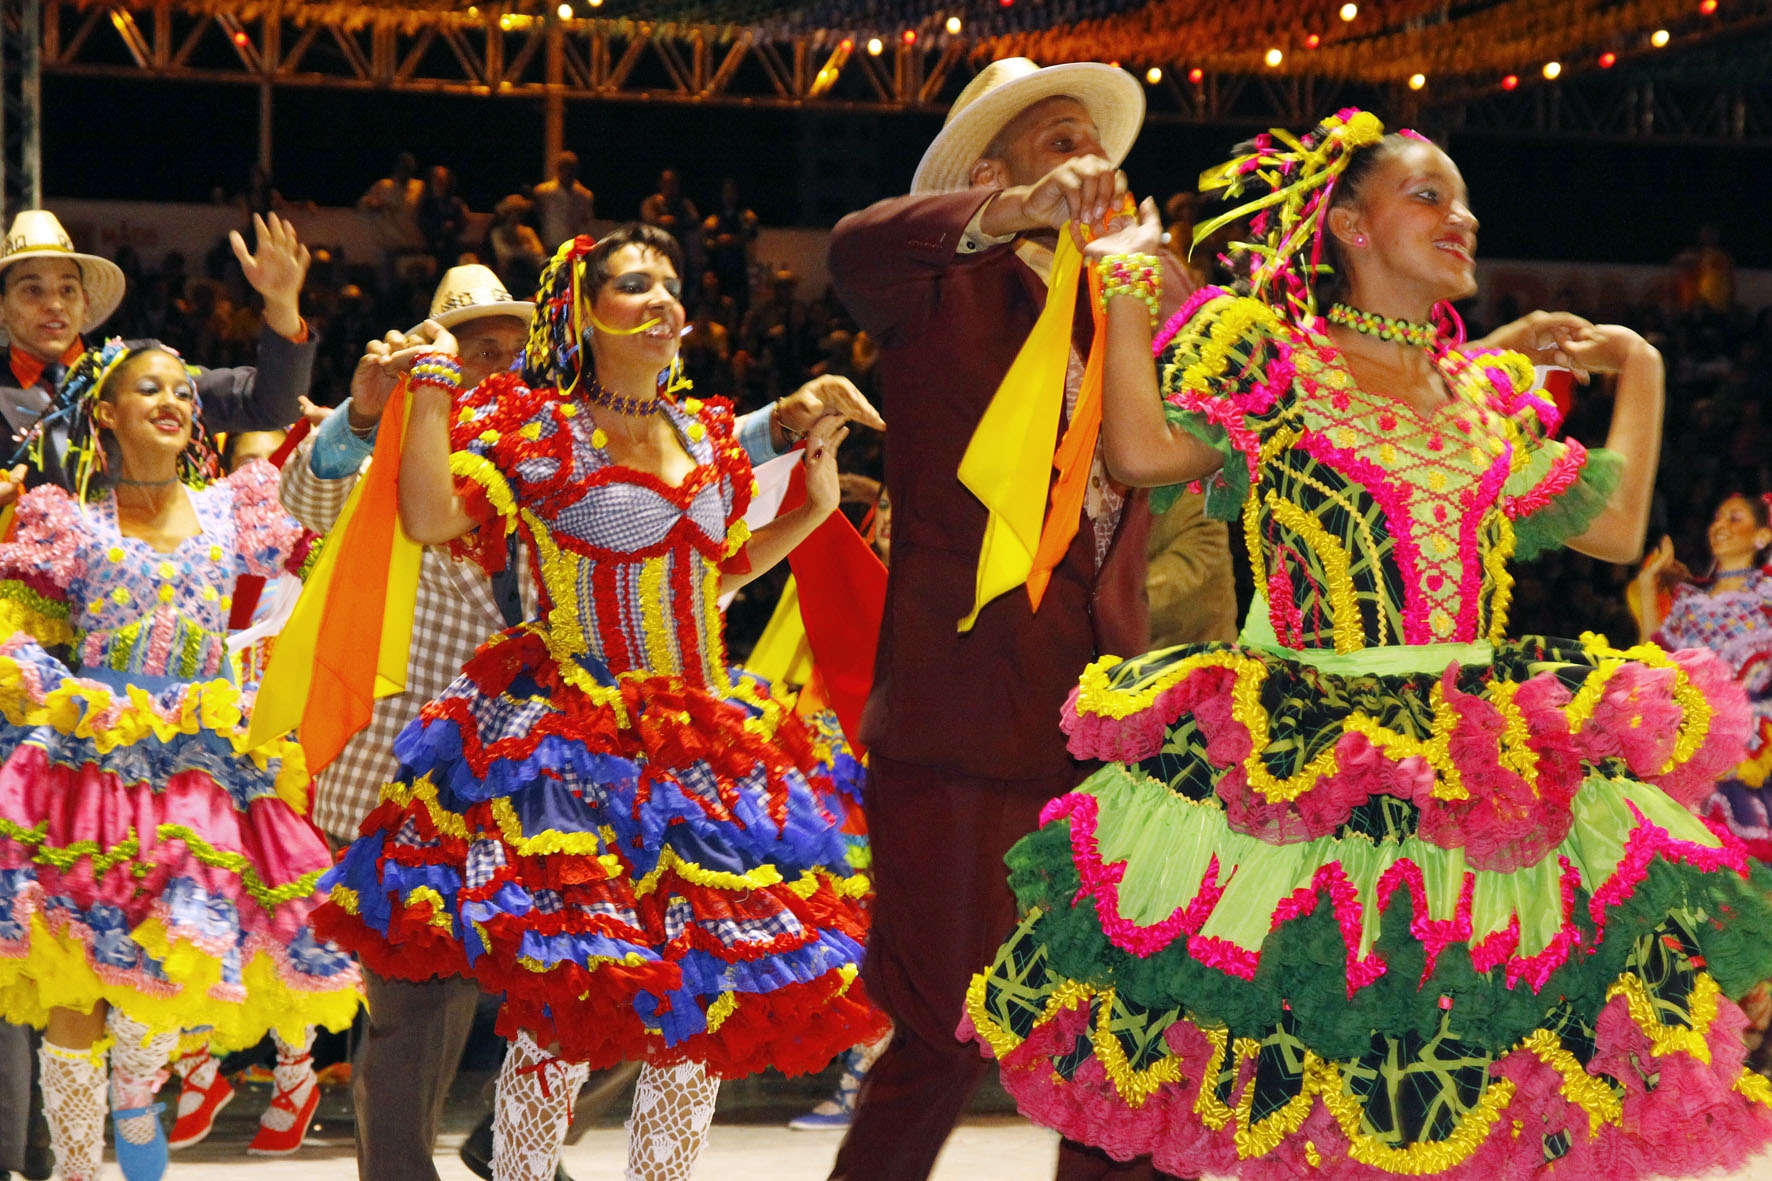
[1096,252,1162,328]
[409,352,463,390]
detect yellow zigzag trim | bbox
[1606,970,1719,1064]
[1075,648,1543,806]
[1734,1069,1772,1108]
[1566,633,1713,776]
[1521,1028,1622,1136]
[0,818,324,908]
[1264,492,1363,653]
[449,450,517,530]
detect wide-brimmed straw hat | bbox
[421,263,534,331]
[0,209,127,344]
[911,57,1144,194]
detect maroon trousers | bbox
[830,756,1179,1181]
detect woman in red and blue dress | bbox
[315,224,884,1181]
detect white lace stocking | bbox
[107,1009,177,1147]
[39,1037,109,1181]
[492,1031,590,1181]
[625,1061,720,1181]
[174,1035,220,1121]
[259,1027,318,1132]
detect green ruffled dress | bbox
[963,288,1772,1181]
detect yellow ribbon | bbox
[955,230,1084,633]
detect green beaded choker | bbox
[1327,303,1438,348]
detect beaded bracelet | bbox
[409,353,463,390]
[1096,252,1162,328]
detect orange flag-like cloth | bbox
[246,381,421,770]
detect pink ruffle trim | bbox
[1061,644,1751,872]
[981,984,1772,1181]
[1048,784,1750,992]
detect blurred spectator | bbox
[641,167,704,288]
[680,298,734,400]
[532,150,596,249]
[418,165,471,269]
[486,193,546,290]
[357,151,426,284]
[739,268,812,406]
[704,177,759,315]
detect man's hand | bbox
[979,156,1129,243]
[230,212,311,340]
[296,395,333,429]
[773,374,884,451]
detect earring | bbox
[1352,233,1368,247]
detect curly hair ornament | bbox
[1192,108,1387,324]
[57,338,219,502]
[522,232,673,399]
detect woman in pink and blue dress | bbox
[315,224,884,1181]
[1637,493,1772,860]
[0,340,360,1181]
[963,111,1772,1180]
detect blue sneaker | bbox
[111,1102,168,1181]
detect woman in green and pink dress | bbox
[964,111,1772,1181]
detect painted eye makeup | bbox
[612,272,683,300]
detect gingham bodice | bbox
[450,375,754,690]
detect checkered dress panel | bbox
[280,436,536,841]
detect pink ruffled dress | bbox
[963,288,1772,1180]
[0,460,361,1047]
[1655,572,1772,860]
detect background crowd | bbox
[90,154,1770,658]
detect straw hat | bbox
[422,263,533,331]
[911,58,1144,195]
[0,209,127,344]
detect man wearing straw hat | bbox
[826,58,1179,1181]
[0,208,318,491]
[0,206,318,1181]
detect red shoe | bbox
[168,1057,235,1149]
[246,1075,320,1156]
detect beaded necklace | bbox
[582,379,660,418]
[1327,303,1438,349]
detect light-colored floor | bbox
[130,1123,1772,1180]
[147,1117,1062,1179]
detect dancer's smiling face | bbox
[92,349,196,466]
[586,244,685,370]
[1330,140,1480,306]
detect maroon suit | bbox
[827,190,1163,1181]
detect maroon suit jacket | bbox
[829,190,1150,781]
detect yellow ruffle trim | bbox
[0,656,310,814]
[0,911,360,1049]
[1072,632,1712,806]
[449,450,518,534]
[969,954,1735,1166]
[0,585,75,649]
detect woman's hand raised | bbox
[800,414,850,517]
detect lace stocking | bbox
[107,1010,177,1146]
[259,1028,318,1132]
[625,1062,720,1181]
[492,1031,590,1181]
[39,1037,110,1181]
[174,1036,220,1121]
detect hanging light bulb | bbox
[1187,66,1204,83]
[1145,66,1162,83]
[1408,73,1426,90]
[946,16,962,34]
[1542,60,1562,79]
[556,2,571,17]
[1501,73,1519,89]
[1651,28,1670,46]
[1339,3,1358,20]
[1264,47,1283,67]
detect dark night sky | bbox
[45,73,1772,269]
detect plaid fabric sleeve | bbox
[278,434,358,535]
